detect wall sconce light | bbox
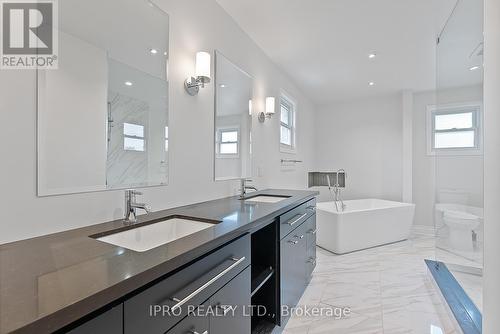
[259,97,275,122]
[248,99,253,115]
[184,51,211,96]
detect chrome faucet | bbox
[327,170,346,212]
[124,189,152,224]
[335,169,346,211]
[240,178,257,198]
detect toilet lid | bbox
[443,210,478,220]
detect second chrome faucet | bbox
[124,189,152,224]
[240,178,257,199]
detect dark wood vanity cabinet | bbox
[64,196,317,334]
[279,199,316,323]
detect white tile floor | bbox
[278,235,461,334]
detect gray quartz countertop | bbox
[0,189,318,334]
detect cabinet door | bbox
[305,214,317,279]
[68,304,123,334]
[166,304,209,334]
[209,267,251,334]
[280,223,307,311]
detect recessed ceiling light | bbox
[124,81,133,86]
[469,65,480,71]
[219,84,227,88]
[163,51,167,56]
[149,48,158,54]
[368,81,375,86]
[368,52,377,59]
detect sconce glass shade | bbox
[185,51,211,95]
[265,97,275,115]
[248,99,253,115]
[195,51,211,80]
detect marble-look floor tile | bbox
[280,235,463,334]
[308,311,383,334]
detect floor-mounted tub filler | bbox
[316,199,415,254]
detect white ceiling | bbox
[437,0,483,90]
[216,0,457,104]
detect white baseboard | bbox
[412,224,436,237]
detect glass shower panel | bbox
[435,0,484,310]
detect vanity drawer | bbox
[280,198,316,239]
[209,266,251,334]
[165,302,209,334]
[124,234,250,334]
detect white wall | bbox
[0,0,316,244]
[38,32,108,195]
[412,85,483,226]
[315,94,403,202]
[483,0,500,331]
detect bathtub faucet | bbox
[326,170,346,212]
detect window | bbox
[216,128,239,156]
[123,122,145,152]
[165,126,169,152]
[427,103,482,155]
[280,94,296,152]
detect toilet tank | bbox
[438,189,470,204]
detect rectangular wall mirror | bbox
[214,51,253,181]
[37,0,169,196]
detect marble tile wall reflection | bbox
[106,91,149,188]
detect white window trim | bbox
[426,102,483,156]
[279,92,297,154]
[165,126,169,152]
[216,126,240,159]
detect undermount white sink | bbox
[95,218,215,252]
[244,195,290,203]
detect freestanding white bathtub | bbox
[316,199,415,254]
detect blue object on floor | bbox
[425,259,482,334]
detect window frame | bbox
[279,92,297,154]
[123,122,146,152]
[165,126,169,152]
[216,126,240,158]
[426,102,482,156]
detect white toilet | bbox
[442,210,480,252]
[437,189,480,252]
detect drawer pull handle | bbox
[288,240,299,245]
[294,234,304,239]
[170,256,246,312]
[307,206,316,211]
[216,303,232,316]
[190,331,208,334]
[286,212,308,227]
[308,229,317,235]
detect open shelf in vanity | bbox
[250,220,280,332]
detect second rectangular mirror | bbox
[214,51,253,181]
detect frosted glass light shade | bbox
[195,52,211,79]
[265,97,275,115]
[248,99,253,115]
